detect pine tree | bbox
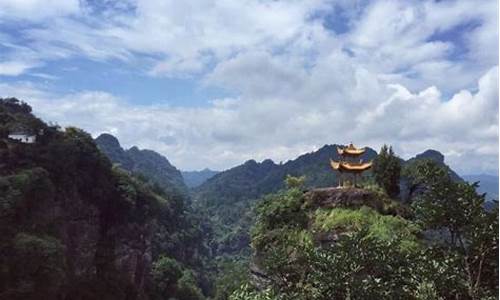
[372,145,401,198]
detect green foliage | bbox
[3,98,497,300]
[152,256,183,296]
[0,99,210,299]
[1,233,66,299]
[285,175,305,189]
[410,160,499,299]
[245,171,498,299]
[372,144,401,198]
[192,146,377,258]
[95,133,189,197]
[251,188,308,252]
[313,206,420,251]
[303,229,423,299]
[177,270,205,300]
[214,259,250,300]
[229,284,278,300]
[152,256,205,300]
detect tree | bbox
[285,175,305,189]
[372,145,401,198]
[411,160,499,299]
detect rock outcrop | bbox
[250,186,391,290]
[304,187,384,211]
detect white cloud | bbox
[0,0,498,175]
[0,0,497,86]
[0,0,80,20]
[0,60,37,76]
[1,65,497,175]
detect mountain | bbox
[194,144,377,206]
[0,99,210,299]
[95,133,188,196]
[192,145,467,256]
[192,144,377,255]
[463,174,499,201]
[242,181,498,298]
[182,168,219,188]
[0,98,204,299]
[405,149,462,181]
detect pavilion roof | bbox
[337,143,366,156]
[330,159,372,172]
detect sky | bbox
[0,0,498,175]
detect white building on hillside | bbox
[8,131,36,143]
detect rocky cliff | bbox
[0,99,161,299]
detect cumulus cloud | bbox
[2,0,495,84]
[0,0,79,20]
[0,0,498,174]
[1,65,497,175]
[0,60,37,76]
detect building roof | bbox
[330,159,372,172]
[337,143,366,156]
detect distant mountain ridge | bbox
[182,168,219,188]
[191,145,465,255]
[191,144,377,255]
[193,144,377,207]
[95,133,188,195]
[463,174,499,201]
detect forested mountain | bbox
[404,149,462,181]
[232,168,498,299]
[463,174,499,201]
[182,169,219,188]
[0,98,210,299]
[191,145,375,255]
[95,133,188,196]
[193,145,376,206]
[1,98,497,300]
[191,144,463,256]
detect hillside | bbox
[192,144,464,256]
[0,98,209,299]
[193,144,377,206]
[182,168,219,188]
[95,133,188,196]
[237,171,498,299]
[191,145,377,255]
[404,149,462,181]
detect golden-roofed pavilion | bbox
[330,143,372,187]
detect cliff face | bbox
[0,100,159,299]
[1,98,212,300]
[50,179,154,300]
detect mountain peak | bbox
[261,159,275,166]
[413,149,445,164]
[95,133,122,149]
[244,159,258,166]
[95,135,187,195]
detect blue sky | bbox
[0,0,498,175]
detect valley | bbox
[0,98,498,300]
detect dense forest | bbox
[0,98,211,299]
[0,98,498,299]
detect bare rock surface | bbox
[304,187,383,211]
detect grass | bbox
[313,206,421,251]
